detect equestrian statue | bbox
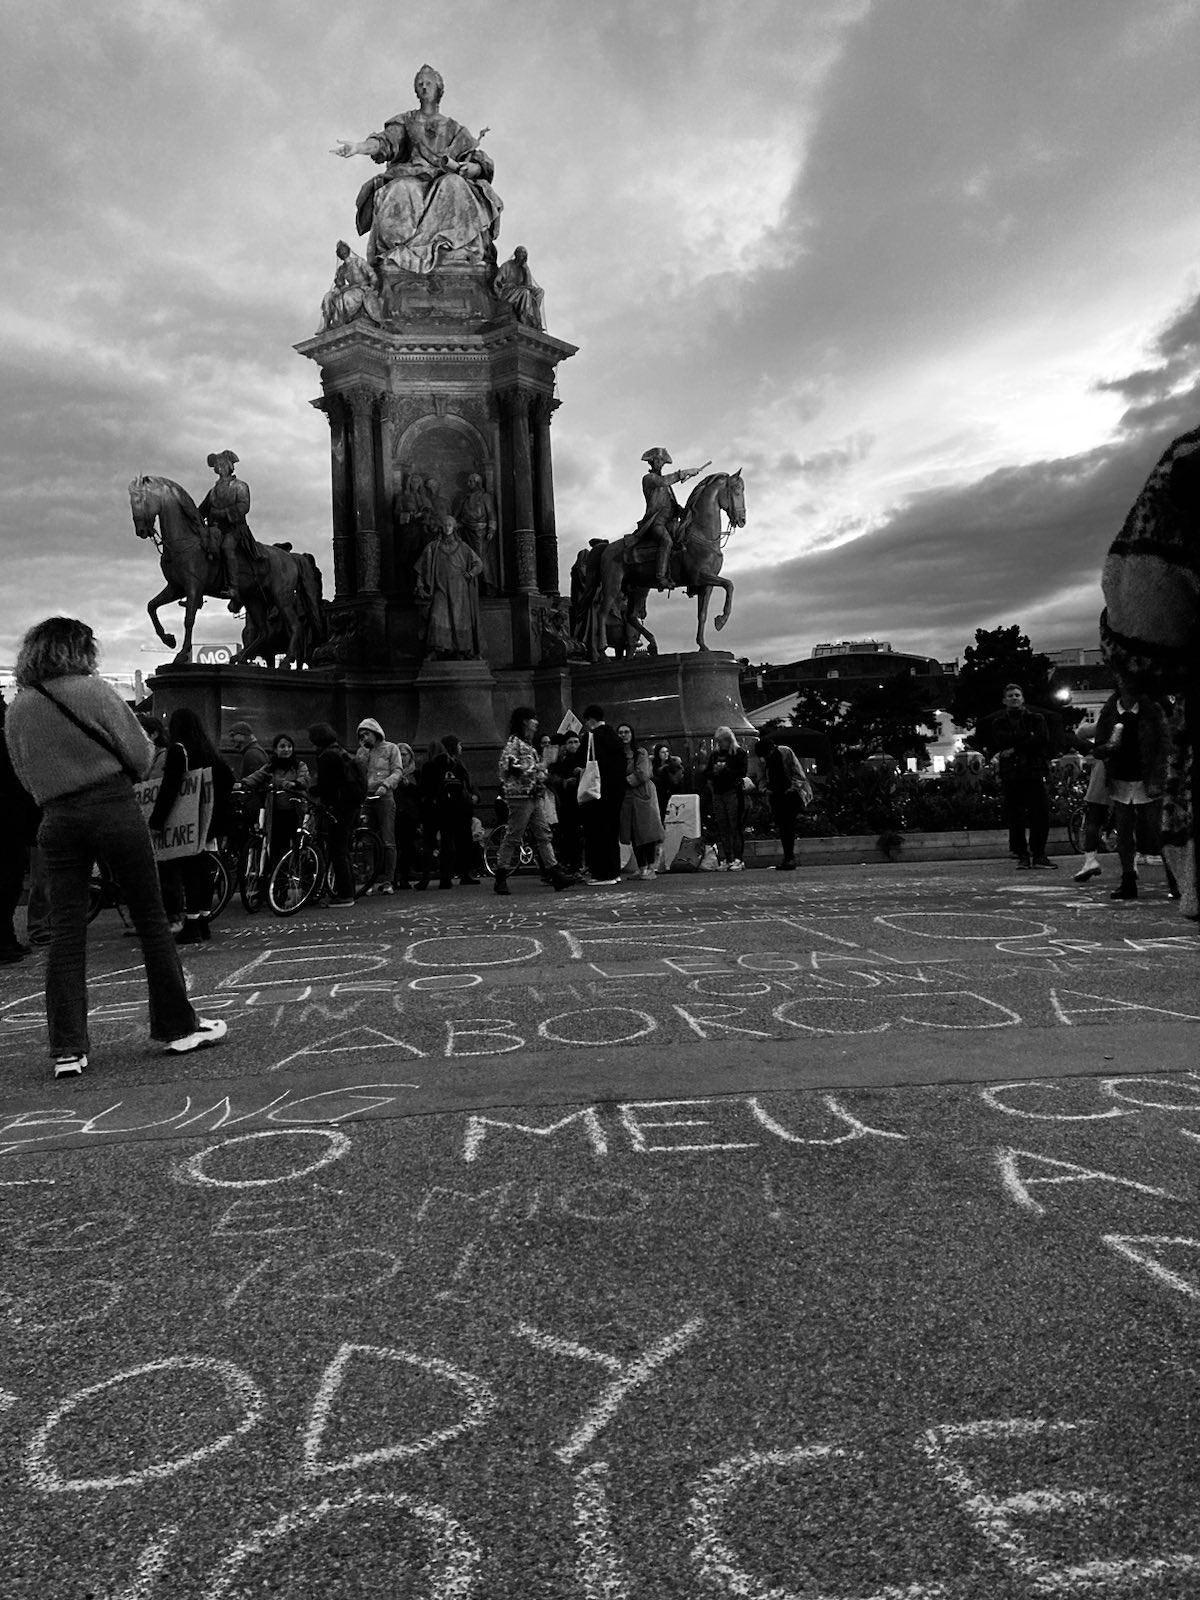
[576,450,746,661]
[129,454,327,669]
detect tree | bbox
[951,625,1055,730]
[789,686,853,761]
[840,676,938,766]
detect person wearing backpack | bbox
[420,734,479,888]
[307,723,358,905]
[354,717,411,894]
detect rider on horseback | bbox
[198,451,257,609]
[635,447,703,590]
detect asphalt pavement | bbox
[1,859,1198,1598]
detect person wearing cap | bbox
[354,717,413,893]
[226,721,269,779]
[636,447,703,591]
[198,450,256,603]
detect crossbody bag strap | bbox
[31,684,141,781]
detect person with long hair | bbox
[2,617,227,1075]
[616,722,665,880]
[148,707,236,944]
[494,706,574,895]
[241,731,310,873]
[704,725,748,869]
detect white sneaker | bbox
[165,1018,228,1054]
[1073,854,1101,883]
[54,1054,87,1078]
[639,866,656,880]
[728,859,745,871]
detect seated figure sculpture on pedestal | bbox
[413,515,484,660]
[494,246,544,329]
[320,240,383,330]
[330,65,502,278]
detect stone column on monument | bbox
[501,387,538,594]
[346,384,382,594]
[532,392,560,596]
[314,395,353,597]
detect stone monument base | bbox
[552,650,755,758]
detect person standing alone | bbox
[975,684,1054,869]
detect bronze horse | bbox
[129,476,325,668]
[578,470,746,660]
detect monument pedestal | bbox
[410,659,499,754]
[554,650,756,759]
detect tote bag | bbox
[135,745,214,861]
[577,732,602,805]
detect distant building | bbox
[740,640,958,712]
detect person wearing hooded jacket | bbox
[353,717,413,893]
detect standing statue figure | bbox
[198,451,258,605]
[454,472,499,591]
[320,240,383,330]
[635,447,704,591]
[494,245,545,329]
[330,65,502,278]
[419,475,449,545]
[413,515,484,659]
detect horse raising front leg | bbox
[146,584,181,653]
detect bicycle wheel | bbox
[351,830,382,897]
[483,825,506,877]
[205,853,233,921]
[1067,805,1084,856]
[268,844,324,916]
[239,837,268,913]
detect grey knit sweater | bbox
[3,675,154,803]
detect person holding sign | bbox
[2,617,228,1077]
[148,708,234,945]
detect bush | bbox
[765,765,1007,837]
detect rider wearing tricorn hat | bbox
[198,450,256,606]
[635,447,703,590]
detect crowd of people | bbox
[2,613,1192,1080]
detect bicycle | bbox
[237,793,274,913]
[87,849,231,925]
[351,804,384,897]
[268,798,327,917]
[482,823,537,877]
[1066,801,1118,858]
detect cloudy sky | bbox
[4,0,1200,678]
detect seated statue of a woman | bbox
[331,64,502,278]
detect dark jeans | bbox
[581,798,623,880]
[769,789,802,863]
[1114,800,1160,875]
[711,788,745,863]
[1002,775,1049,859]
[38,776,197,1055]
[553,799,584,872]
[322,808,356,899]
[433,803,475,882]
